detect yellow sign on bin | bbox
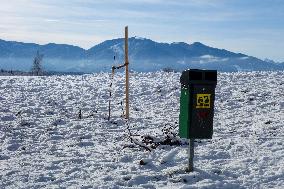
[196,94,211,108]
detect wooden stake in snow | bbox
[125,26,130,119]
[108,26,130,120]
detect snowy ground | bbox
[0,71,283,188]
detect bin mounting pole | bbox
[188,138,194,172]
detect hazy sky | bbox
[0,0,283,62]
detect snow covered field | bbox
[0,71,283,188]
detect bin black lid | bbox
[180,69,217,86]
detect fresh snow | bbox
[134,36,147,40]
[0,71,283,188]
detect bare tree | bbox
[31,51,44,76]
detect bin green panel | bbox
[179,87,190,138]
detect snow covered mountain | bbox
[0,38,283,72]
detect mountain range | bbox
[0,37,283,72]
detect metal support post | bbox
[187,138,194,172]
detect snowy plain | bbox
[0,71,283,188]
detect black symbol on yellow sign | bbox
[196,94,211,108]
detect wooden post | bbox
[125,26,130,119]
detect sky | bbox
[0,0,283,62]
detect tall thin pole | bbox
[125,26,130,119]
[188,138,194,172]
[108,67,115,121]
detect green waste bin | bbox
[179,69,217,139]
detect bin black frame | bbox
[180,69,217,139]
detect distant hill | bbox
[0,37,283,72]
[0,39,85,59]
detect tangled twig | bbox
[124,122,184,152]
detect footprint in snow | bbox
[7,143,21,151]
[159,148,179,164]
[1,115,16,121]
